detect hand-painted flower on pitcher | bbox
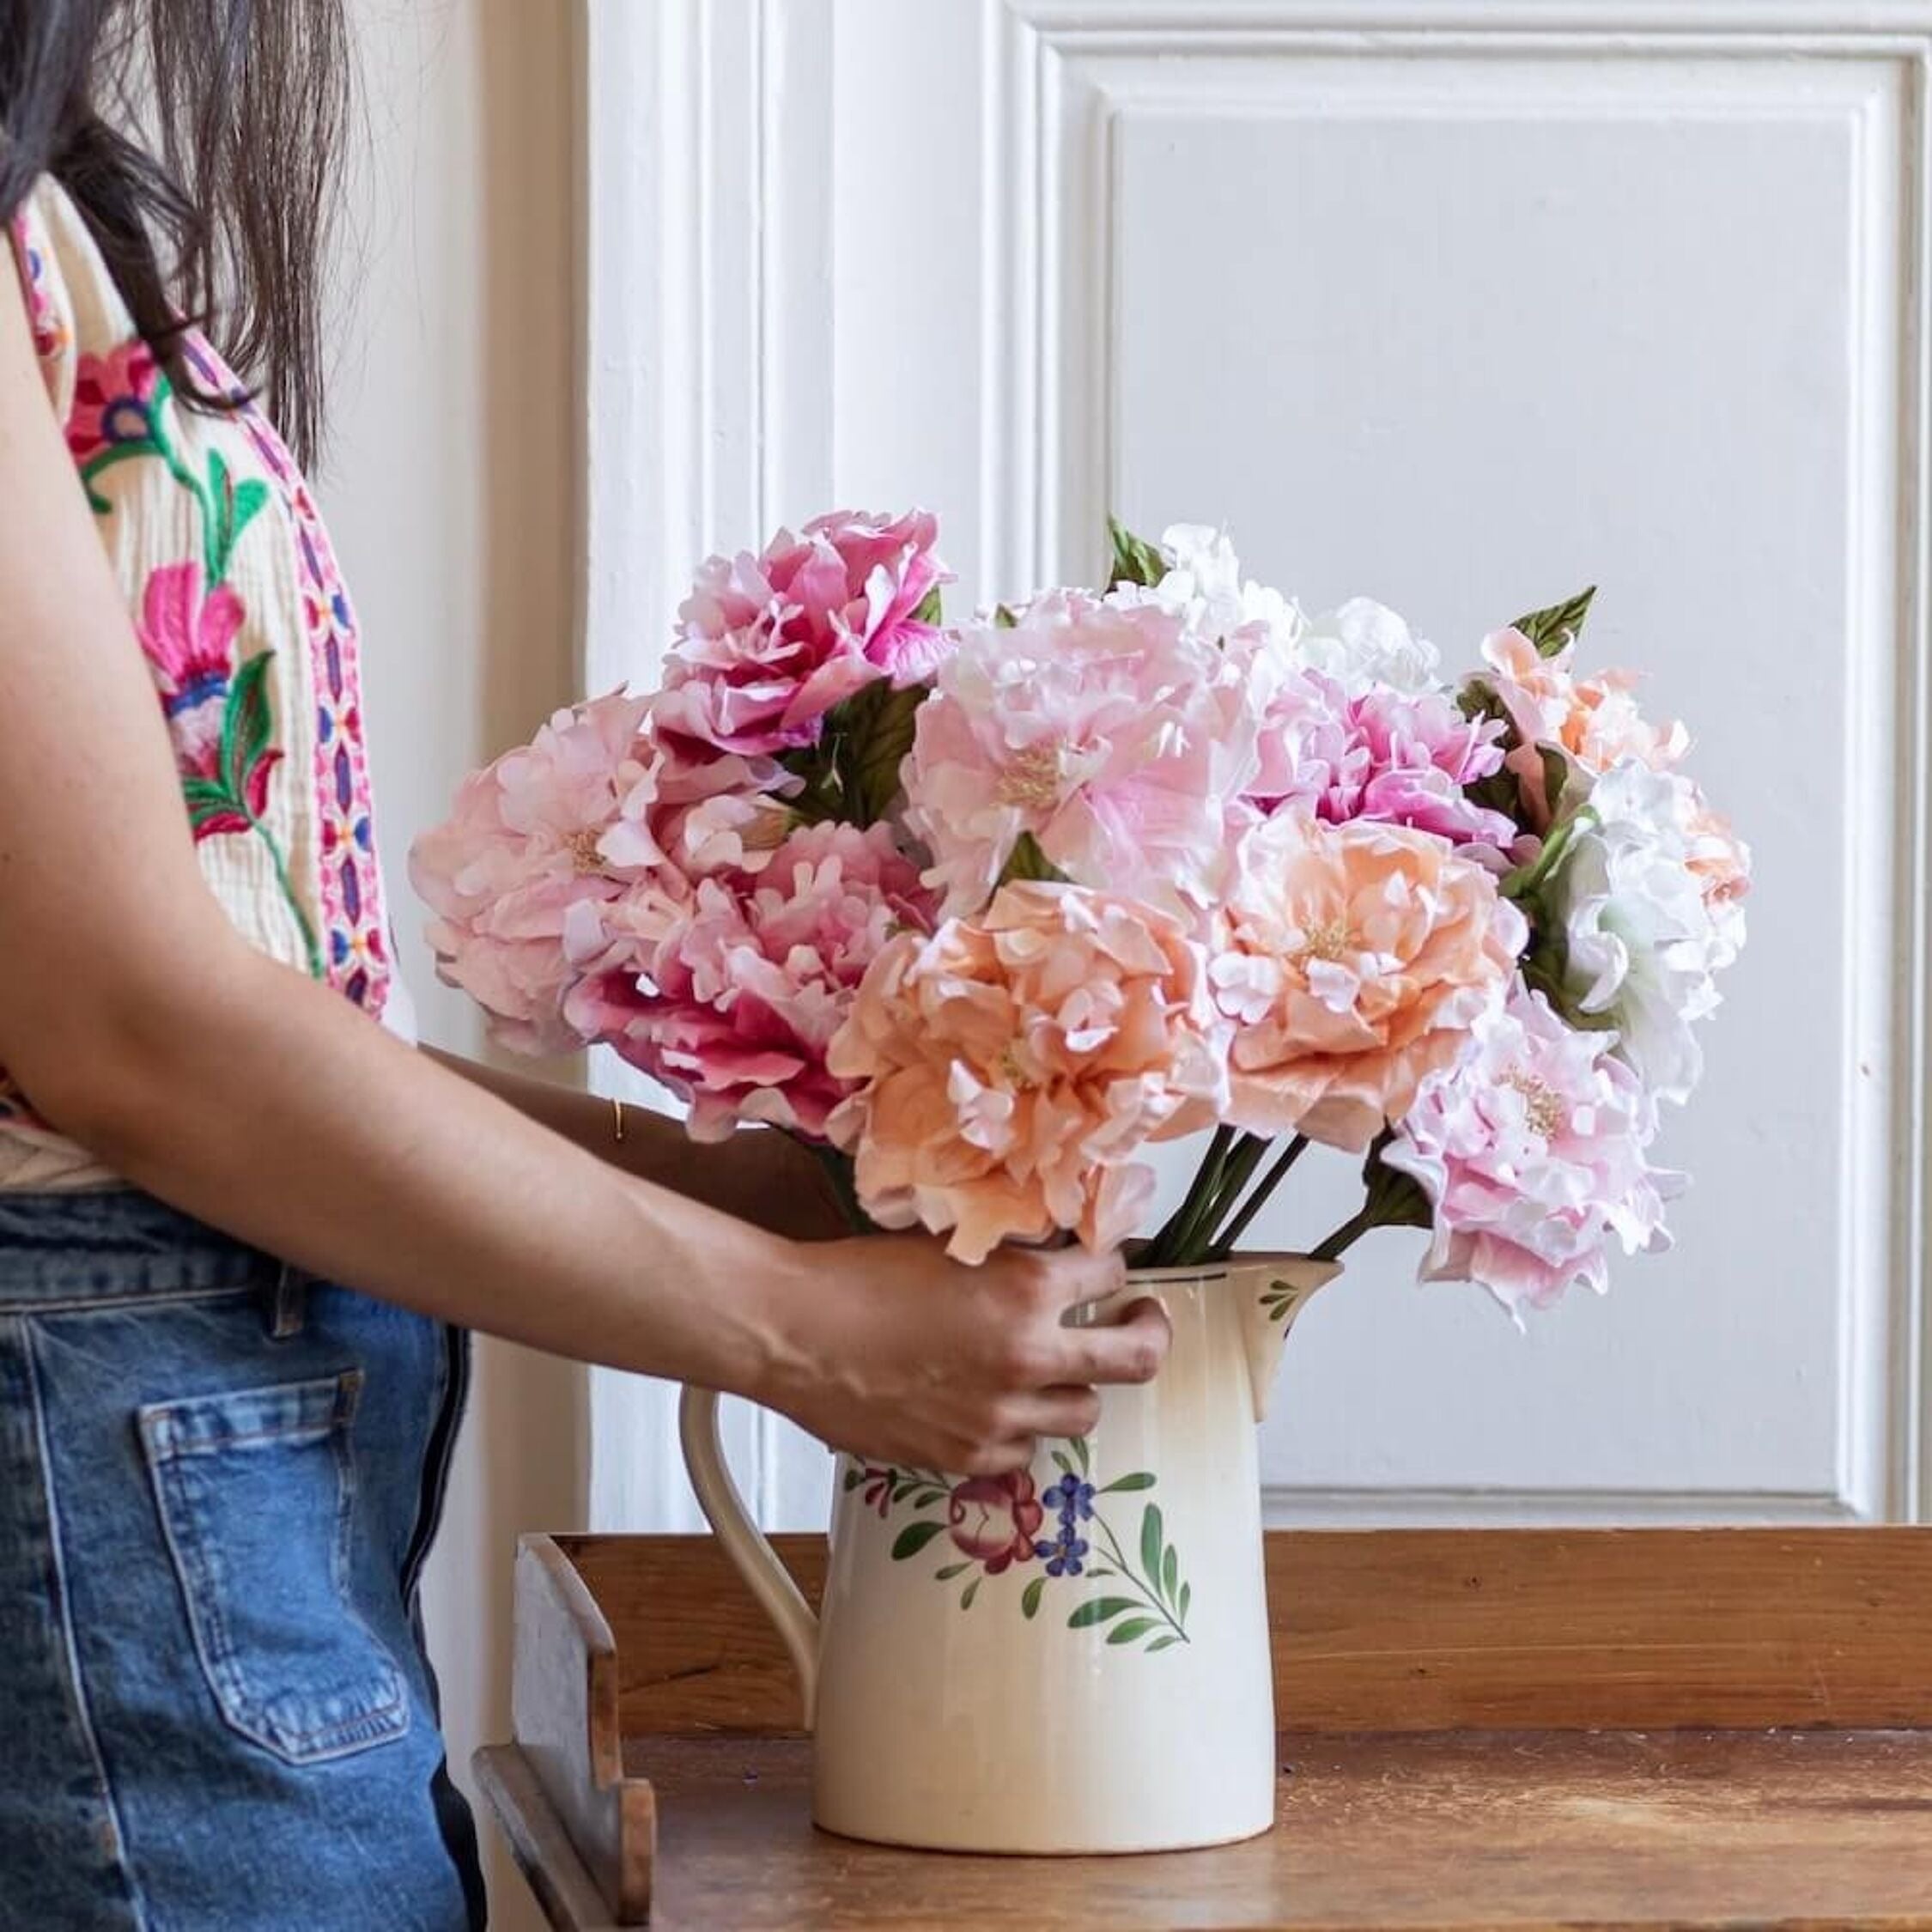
[656,509,953,759]
[946,1471,1045,1576]
[854,1435,1190,1651]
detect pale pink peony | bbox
[902,592,1257,921]
[1210,812,1527,1151]
[409,691,659,1054]
[1246,664,1516,851]
[564,821,936,1142]
[1478,628,1687,829]
[826,883,1228,1262]
[655,508,952,757]
[1383,985,1681,1318]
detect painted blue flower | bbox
[1043,1473,1095,1522]
[1034,1528,1089,1578]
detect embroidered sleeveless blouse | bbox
[1,178,413,1189]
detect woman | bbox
[0,5,1170,1926]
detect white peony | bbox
[1295,597,1443,697]
[1117,523,1303,653]
[1543,761,1741,1108]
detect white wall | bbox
[320,6,586,1926]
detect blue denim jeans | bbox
[0,1190,486,1930]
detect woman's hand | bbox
[751,1236,1170,1474]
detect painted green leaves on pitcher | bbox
[843,1434,1191,1651]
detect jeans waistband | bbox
[0,1189,275,1306]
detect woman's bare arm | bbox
[0,272,1166,1473]
[421,1048,848,1242]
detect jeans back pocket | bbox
[140,1370,410,1765]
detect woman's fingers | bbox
[1055,1295,1171,1387]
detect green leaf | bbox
[1107,1617,1161,1646]
[1146,1634,1183,1653]
[830,679,928,828]
[995,830,1069,890]
[1066,1596,1139,1630]
[1022,1576,1046,1620]
[1177,1581,1191,1625]
[890,1520,947,1561]
[914,584,944,626]
[960,1577,981,1610]
[220,652,276,806]
[1072,1436,1091,1475]
[1140,1504,1165,1599]
[1051,1450,1075,1479]
[1107,515,1167,591]
[933,1561,971,1582]
[841,1466,863,1492]
[1098,1472,1155,1494]
[993,603,1020,629]
[180,775,239,829]
[1162,1546,1179,1602]
[1511,585,1597,661]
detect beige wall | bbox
[320,5,586,1925]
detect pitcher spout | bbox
[1229,1255,1342,1424]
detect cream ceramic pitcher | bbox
[680,1254,1340,1855]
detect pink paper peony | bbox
[902,592,1256,921]
[409,691,659,1054]
[826,883,1228,1262]
[1383,985,1681,1317]
[1210,812,1527,1151]
[655,508,952,757]
[565,820,936,1142]
[1245,664,1516,851]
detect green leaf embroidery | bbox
[1140,1505,1165,1601]
[1067,1597,1140,1630]
[996,830,1069,890]
[1106,1617,1161,1646]
[1511,585,1597,661]
[204,451,270,585]
[890,1520,948,1561]
[1021,1577,1046,1620]
[1107,516,1167,591]
[1098,1473,1155,1494]
[220,652,276,806]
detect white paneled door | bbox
[579,0,1932,1532]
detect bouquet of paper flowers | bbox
[411,511,1748,1315]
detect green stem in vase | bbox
[1192,1133,1268,1257]
[1208,1134,1309,1260]
[1141,1124,1234,1267]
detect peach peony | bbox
[1210,813,1527,1151]
[826,883,1227,1261]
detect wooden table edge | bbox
[475,1743,622,1932]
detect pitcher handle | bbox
[677,1385,821,1724]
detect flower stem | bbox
[1311,1203,1379,1263]
[1142,1124,1234,1267]
[808,1142,873,1236]
[1208,1134,1309,1260]
[248,814,325,980]
[1091,1513,1188,1643]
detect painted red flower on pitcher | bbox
[67,340,162,463]
[946,1471,1045,1576]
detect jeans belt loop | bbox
[269,1263,308,1340]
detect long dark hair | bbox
[0,1,350,465]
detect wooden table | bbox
[477,1528,1932,1929]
